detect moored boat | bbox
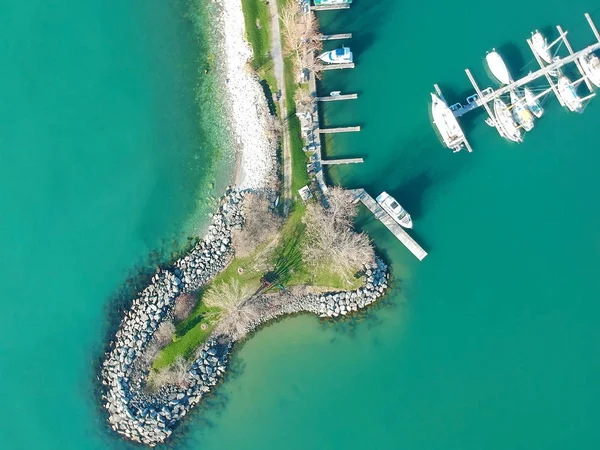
[376,192,413,229]
[524,86,544,118]
[314,0,352,5]
[486,50,513,85]
[557,76,583,113]
[531,30,553,64]
[431,93,466,152]
[510,90,535,131]
[318,47,353,64]
[493,97,522,142]
[579,52,600,87]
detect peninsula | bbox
[101,0,391,445]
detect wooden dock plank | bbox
[352,189,427,261]
[321,63,355,71]
[317,33,352,41]
[311,4,350,11]
[317,93,358,102]
[318,126,360,134]
[321,158,364,165]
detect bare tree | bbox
[280,0,323,73]
[294,87,314,113]
[154,320,175,348]
[302,189,374,280]
[174,292,197,321]
[232,193,283,257]
[148,356,190,389]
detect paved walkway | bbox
[268,0,292,216]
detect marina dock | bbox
[317,93,358,101]
[352,189,427,261]
[321,63,355,70]
[317,33,352,41]
[319,126,361,133]
[320,158,364,165]
[311,4,350,11]
[433,12,600,153]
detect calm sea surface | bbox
[2,0,600,449]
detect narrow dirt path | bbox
[268,0,292,216]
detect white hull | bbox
[510,90,535,131]
[532,31,553,64]
[579,53,600,88]
[318,47,353,64]
[493,98,522,142]
[431,93,465,152]
[557,76,583,113]
[486,50,513,84]
[524,87,544,118]
[376,192,413,229]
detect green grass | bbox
[152,301,221,371]
[241,0,271,70]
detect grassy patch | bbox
[152,301,221,371]
[241,0,271,70]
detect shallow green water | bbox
[2,0,600,449]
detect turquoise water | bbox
[2,0,600,449]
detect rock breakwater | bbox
[101,190,389,446]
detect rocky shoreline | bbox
[101,189,389,446]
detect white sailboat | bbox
[524,86,545,118]
[431,93,466,152]
[579,52,600,88]
[531,30,553,64]
[486,50,513,84]
[493,98,522,143]
[557,76,584,113]
[376,192,413,229]
[510,90,535,131]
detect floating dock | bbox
[317,93,358,101]
[433,12,600,152]
[319,126,361,133]
[321,158,364,165]
[352,189,427,261]
[311,4,351,11]
[322,63,355,70]
[317,33,352,41]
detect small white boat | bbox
[524,86,544,118]
[486,50,513,85]
[376,192,413,229]
[557,76,583,113]
[493,97,522,143]
[318,47,353,64]
[510,90,535,131]
[531,30,553,64]
[330,91,341,97]
[579,52,600,88]
[431,93,466,152]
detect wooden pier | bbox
[352,189,427,261]
[321,158,364,165]
[317,33,352,41]
[319,126,361,134]
[311,4,350,11]
[322,63,355,70]
[317,93,358,102]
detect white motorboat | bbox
[510,90,535,131]
[493,97,522,143]
[318,47,353,64]
[486,50,513,85]
[431,93,466,152]
[531,30,553,64]
[524,86,544,118]
[376,192,413,229]
[557,76,583,113]
[579,52,600,87]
